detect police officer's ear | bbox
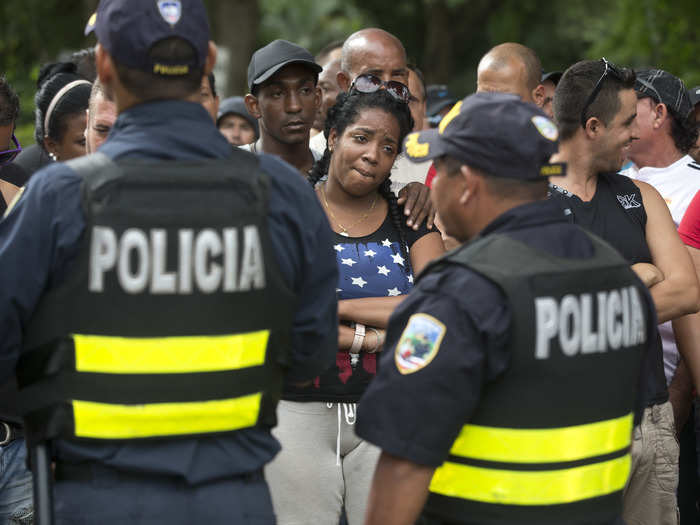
[459,165,479,205]
[244,94,261,120]
[95,44,116,93]
[204,41,217,76]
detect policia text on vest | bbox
[535,286,647,358]
[18,153,294,447]
[89,226,265,294]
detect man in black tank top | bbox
[548,58,700,525]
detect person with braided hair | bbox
[265,89,443,525]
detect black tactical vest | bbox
[421,232,649,525]
[17,152,295,447]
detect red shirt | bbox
[425,163,436,188]
[679,190,700,249]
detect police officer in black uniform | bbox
[0,1,338,523]
[356,92,657,525]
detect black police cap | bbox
[85,0,210,76]
[404,92,563,180]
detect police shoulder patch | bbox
[531,115,559,141]
[395,313,446,374]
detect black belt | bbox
[0,421,23,445]
[55,462,264,484]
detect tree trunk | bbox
[211,0,260,96]
[422,0,453,84]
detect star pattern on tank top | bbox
[336,237,413,299]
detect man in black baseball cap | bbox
[243,39,322,174]
[4,1,339,523]
[356,91,656,525]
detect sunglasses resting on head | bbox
[350,74,411,104]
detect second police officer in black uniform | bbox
[356,92,658,525]
[0,0,338,523]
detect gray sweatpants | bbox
[264,400,380,525]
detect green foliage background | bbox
[1,0,698,147]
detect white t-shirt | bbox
[624,155,700,384]
[309,131,431,195]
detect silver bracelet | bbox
[366,327,383,353]
[350,323,365,354]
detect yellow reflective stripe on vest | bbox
[429,454,630,506]
[73,331,269,374]
[450,413,633,463]
[72,393,262,439]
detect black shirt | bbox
[549,172,651,264]
[548,172,667,406]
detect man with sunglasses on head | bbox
[310,28,437,230]
[549,59,700,525]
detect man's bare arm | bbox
[634,180,700,322]
[364,452,435,525]
[668,244,700,392]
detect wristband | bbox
[350,323,365,354]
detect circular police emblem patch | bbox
[531,116,559,141]
[158,1,182,25]
[395,313,446,374]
